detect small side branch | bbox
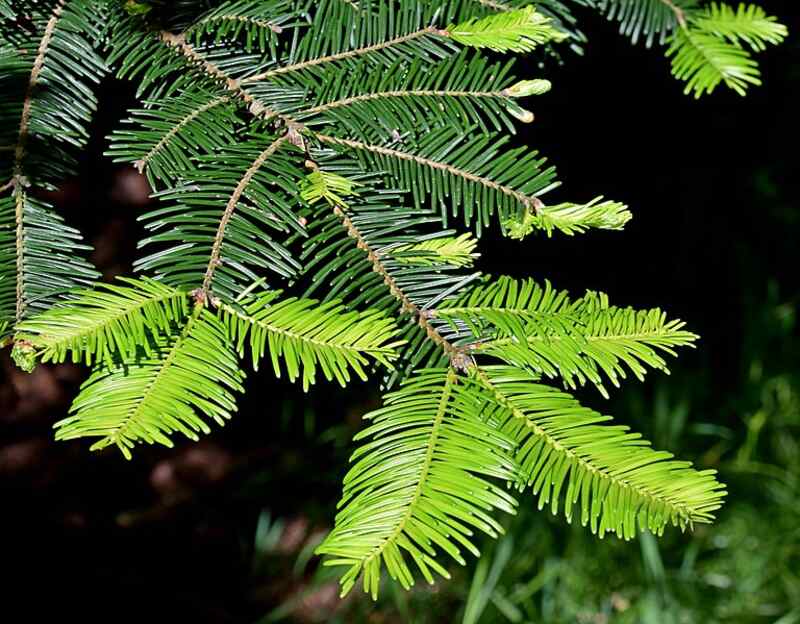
[13,0,67,179]
[12,0,67,325]
[470,366,699,519]
[358,367,457,569]
[317,134,544,213]
[240,27,444,84]
[134,95,231,174]
[199,135,288,299]
[104,304,203,450]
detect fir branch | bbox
[295,88,513,117]
[388,234,477,268]
[11,2,66,325]
[10,0,66,323]
[667,27,760,97]
[57,304,244,458]
[470,365,725,536]
[317,367,519,597]
[316,134,545,213]
[691,3,787,51]
[357,367,457,582]
[12,0,67,183]
[192,12,284,35]
[16,278,188,366]
[445,6,567,52]
[1,194,97,333]
[200,135,288,299]
[97,304,202,454]
[218,292,402,389]
[0,0,742,600]
[133,95,232,175]
[240,26,445,84]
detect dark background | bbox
[2,2,798,622]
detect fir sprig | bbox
[1,0,774,601]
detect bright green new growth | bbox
[505,196,632,238]
[219,291,403,390]
[3,0,781,600]
[390,233,478,268]
[587,0,787,98]
[472,365,724,537]
[446,6,568,52]
[321,368,520,599]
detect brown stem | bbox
[14,191,26,323]
[159,32,268,113]
[12,0,67,325]
[295,88,506,118]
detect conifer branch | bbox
[240,26,445,84]
[200,135,289,299]
[12,2,67,326]
[191,13,284,35]
[359,366,457,570]
[218,299,391,359]
[16,277,188,365]
[101,303,203,453]
[13,0,67,182]
[0,0,741,598]
[470,365,722,528]
[296,88,510,117]
[134,95,232,175]
[316,134,545,213]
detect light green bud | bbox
[504,79,552,98]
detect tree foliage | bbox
[585,0,786,97]
[0,0,782,600]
